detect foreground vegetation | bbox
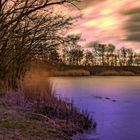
[0,1,95,137]
[0,97,93,140]
[0,69,95,140]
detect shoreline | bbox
[0,92,95,140]
[50,69,139,77]
[48,65,140,77]
[50,75,140,77]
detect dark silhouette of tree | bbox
[127,49,134,66]
[118,47,128,66]
[61,48,69,65]
[134,53,140,66]
[58,40,140,67]
[67,47,84,65]
[0,0,80,88]
[106,44,116,66]
[65,34,82,49]
[84,51,95,66]
[44,47,62,66]
[90,42,106,66]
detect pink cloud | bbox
[70,0,140,51]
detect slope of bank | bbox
[0,94,95,140]
[0,106,67,140]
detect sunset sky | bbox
[69,0,140,51]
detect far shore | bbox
[50,69,139,77]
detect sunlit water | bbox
[51,77,140,140]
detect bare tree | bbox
[90,42,106,66]
[67,47,83,65]
[84,51,94,66]
[0,0,80,89]
[106,44,115,66]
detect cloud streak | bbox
[123,6,140,42]
[70,0,140,51]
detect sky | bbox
[69,0,140,51]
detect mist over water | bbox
[52,77,140,140]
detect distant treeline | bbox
[44,42,140,67]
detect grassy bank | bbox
[97,70,135,76]
[0,69,95,140]
[50,69,136,77]
[51,69,90,77]
[49,65,139,76]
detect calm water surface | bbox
[51,77,140,140]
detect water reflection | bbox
[52,77,140,140]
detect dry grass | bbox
[0,68,94,136]
[22,69,54,101]
[52,69,90,76]
[98,70,135,76]
[21,69,93,129]
[119,71,135,76]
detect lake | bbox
[52,77,140,140]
